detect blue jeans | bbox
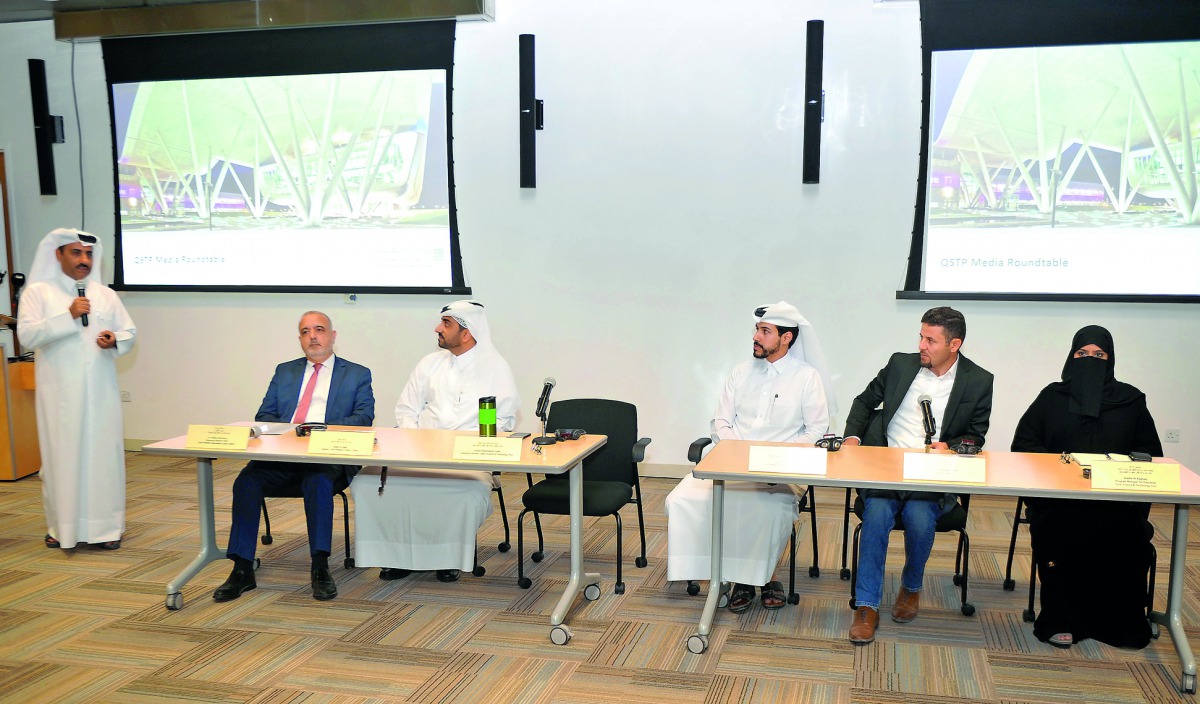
[854,492,956,610]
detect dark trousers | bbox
[226,460,341,562]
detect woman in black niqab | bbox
[1011,325,1162,649]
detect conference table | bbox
[142,426,606,644]
[686,442,1200,694]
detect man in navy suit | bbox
[842,307,993,644]
[213,311,375,602]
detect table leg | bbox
[688,478,724,654]
[1151,503,1196,693]
[165,458,224,610]
[549,460,598,644]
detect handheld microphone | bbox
[535,377,556,419]
[917,394,935,439]
[78,285,88,327]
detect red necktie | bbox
[291,362,323,423]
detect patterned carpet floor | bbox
[0,452,1197,703]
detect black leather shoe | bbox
[379,568,412,580]
[436,569,461,583]
[213,565,256,602]
[312,567,338,600]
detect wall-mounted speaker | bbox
[519,33,544,189]
[28,58,63,196]
[802,20,824,184]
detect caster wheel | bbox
[635,557,647,568]
[1183,673,1196,694]
[686,634,708,654]
[550,624,573,645]
[344,558,355,569]
[261,535,273,546]
[472,565,486,577]
[584,584,601,601]
[717,592,729,609]
[1151,623,1161,639]
[849,598,857,610]
[253,558,261,571]
[808,566,820,579]
[839,568,851,581]
[166,592,183,610]
[1002,578,1015,591]
[952,574,964,586]
[686,581,700,596]
[961,602,976,617]
[788,593,800,605]
[518,577,532,589]
[498,541,511,553]
[1022,609,1035,623]
[614,582,625,595]
[531,551,544,563]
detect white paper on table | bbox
[902,452,986,483]
[747,445,828,476]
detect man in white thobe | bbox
[17,228,136,550]
[350,300,520,582]
[665,301,834,612]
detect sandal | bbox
[436,569,460,583]
[45,534,60,549]
[761,580,786,610]
[1049,632,1074,648]
[728,583,755,613]
[99,540,121,550]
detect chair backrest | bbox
[547,398,638,485]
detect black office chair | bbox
[682,437,819,605]
[1003,497,1157,625]
[516,399,650,595]
[260,473,354,569]
[492,472,536,552]
[847,492,975,616]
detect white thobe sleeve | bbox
[394,362,428,429]
[106,291,136,357]
[16,285,77,351]
[794,368,830,444]
[493,363,521,433]
[710,370,739,442]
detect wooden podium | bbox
[0,314,39,480]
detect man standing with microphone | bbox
[841,307,992,644]
[17,228,136,551]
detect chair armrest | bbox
[632,437,652,463]
[687,437,713,464]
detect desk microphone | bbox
[917,394,935,439]
[535,377,556,419]
[78,285,88,327]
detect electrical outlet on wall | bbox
[1164,428,1180,443]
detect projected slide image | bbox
[923,41,1200,295]
[112,70,453,288]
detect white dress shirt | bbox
[296,354,335,424]
[886,356,959,449]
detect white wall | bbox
[1,0,1195,474]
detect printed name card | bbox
[746,445,828,476]
[1090,461,1180,493]
[452,436,524,462]
[902,452,987,484]
[186,424,252,450]
[307,430,376,457]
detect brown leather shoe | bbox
[849,606,879,644]
[891,588,920,623]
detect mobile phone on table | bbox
[508,432,531,439]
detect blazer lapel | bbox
[883,356,920,430]
[325,358,346,419]
[941,355,972,439]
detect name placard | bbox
[903,452,987,484]
[747,445,828,476]
[452,436,524,462]
[307,430,376,457]
[186,424,252,450]
[1090,461,1180,493]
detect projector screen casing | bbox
[902,0,1200,303]
[103,21,470,294]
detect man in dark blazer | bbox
[213,311,375,603]
[842,307,993,644]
